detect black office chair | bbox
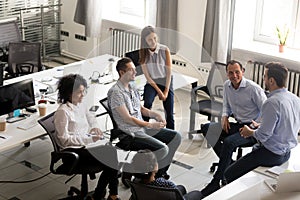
[38,112,104,199]
[126,180,184,200]
[7,41,43,78]
[98,97,135,188]
[125,50,143,76]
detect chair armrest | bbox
[191,85,210,102]
[95,111,108,118]
[192,85,209,95]
[50,150,79,175]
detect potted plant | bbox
[276,26,289,53]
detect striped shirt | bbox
[108,80,144,134]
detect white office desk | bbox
[0,54,198,153]
[205,145,300,200]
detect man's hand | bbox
[250,120,260,129]
[148,121,166,130]
[155,114,166,124]
[240,125,254,138]
[221,116,230,133]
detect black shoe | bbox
[200,179,221,197]
[155,173,170,180]
[162,173,170,180]
[121,172,132,188]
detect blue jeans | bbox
[119,128,181,176]
[143,77,174,130]
[224,145,290,183]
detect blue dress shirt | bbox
[254,88,300,155]
[222,77,267,123]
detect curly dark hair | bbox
[57,74,87,103]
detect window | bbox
[102,0,155,28]
[254,0,300,49]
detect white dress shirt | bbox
[54,101,100,149]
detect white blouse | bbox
[54,102,100,149]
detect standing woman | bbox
[54,74,120,200]
[139,25,174,130]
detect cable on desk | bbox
[0,171,51,183]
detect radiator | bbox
[251,62,300,97]
[110,28,141,57]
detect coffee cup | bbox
[0,117,6,131]
[38,103,47,116]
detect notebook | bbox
[264,172,300,193]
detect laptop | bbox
[264,172,300,193]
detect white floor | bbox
[0,88,220,200]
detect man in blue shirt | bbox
[200,60,267,198]
[224,62,300,183]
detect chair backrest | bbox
[125,50,143,76]
[38,112,60,152]
[99,97,119,130]
[206,62,227,102]
[0,19,21,61]
[8,41,42,77]
[99,97,134,144]
[127,180,184,200]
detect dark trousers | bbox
[143,77,174,130]
[119,128,181,176]
[224,145,290,183]
[203,122,257,181]
[177,185,203,200]
[69,145,119,198]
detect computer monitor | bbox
[0,78,35,116]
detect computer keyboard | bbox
[17,117,38,130]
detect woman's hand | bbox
[157,90,166,101]
[89,128,104,142]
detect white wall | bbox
[177,0,207,67]
[60,0,207,65]
[60,0,98,59]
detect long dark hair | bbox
[139,25,156,64]
[57,74,87,103]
